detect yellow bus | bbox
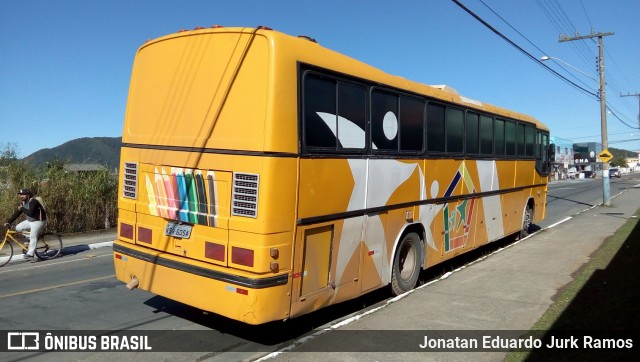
[114,25,551,325]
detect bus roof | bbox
[140,26,548,132]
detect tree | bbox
[0,142,19,166]
[609,157,628,168]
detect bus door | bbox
[290,219,362,318]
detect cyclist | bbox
[4,189,47,261]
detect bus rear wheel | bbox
[390,232,421,296]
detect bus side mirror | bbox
[548,143,556,160]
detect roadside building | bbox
[573,142,602,177]
[624,155,639,173]
[550,136,573,180]
[63,163,107,173]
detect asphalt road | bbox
[542,173,640,228]
[1,173,639,361]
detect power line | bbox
[570,2,637,119]
[578,0,594,30]
[609,138,640,145]
[453,0,637,133]
[607,105,640,130]
[620,92,640,129]
[573,130,638,139]
[450,0,597,99]
[536,0,595,69]
[478,0,596,93]
[478,0,545,55]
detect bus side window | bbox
[542,133,550,173]
[465,112,479,154]
[516,123,526,156]
[494,118,505,156]
[371,89,399,151]
[505,119,516,156]
[400,96,425,152]
[304,74,337,149]
[427,103,445,152]
[536,131,550,174]
[337,83,366,150]
[446,107,464,154]
[525,125,535,157]
[480,115,493,155]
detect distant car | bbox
[583,171,596,178]
[609,168,622,178]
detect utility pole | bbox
[620,92,640,129]
[559,30,614,206]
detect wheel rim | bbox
[523,208,532,231]
[399,242,417,281]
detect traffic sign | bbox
[598,149,614,163]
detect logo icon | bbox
[7,332,39,350]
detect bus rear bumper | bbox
[113,240,292,325]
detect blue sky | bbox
[2,0,639,158]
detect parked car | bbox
[583,170,596,178]
[609,168,622,178]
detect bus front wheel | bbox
[390,232,422,296]
[520,205,533,239]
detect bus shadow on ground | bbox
[143,229,529,347]
[143,286,391,347]
[525,215,640,361]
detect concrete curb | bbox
[1,233,114,266]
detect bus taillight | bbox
[205,242,225,262]
[138,227,152,244]
[231,247,254,267]
[120,223,133,239]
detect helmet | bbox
[17,188,32,196]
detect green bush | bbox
[1,151,117,233]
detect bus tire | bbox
[390,232,421,296]
[520,205,533,239]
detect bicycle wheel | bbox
[0,240,14,267]
[34,232,63,260]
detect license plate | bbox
[165,223,192,239]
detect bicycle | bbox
[0,226,63,267]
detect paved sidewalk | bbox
[59,228,116,248]
[258,186,640,361]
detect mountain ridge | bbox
[23,137,121,170]
[18,136,637,171]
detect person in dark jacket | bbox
[4,188,47,260]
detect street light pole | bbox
[559,30,614,206]
[539,56,598,82]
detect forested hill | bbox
[23,137,121,170]
[609,146,639,159]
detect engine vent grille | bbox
[232,173,259,218]
[122,162,138,199]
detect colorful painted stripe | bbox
[146,167,221,227]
